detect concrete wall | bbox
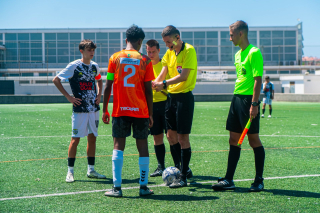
[2,93,320,104]
[304,75,320,94]
[273,93,320,102]
[13,81,283,95]
[14,82,72,95]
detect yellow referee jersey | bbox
[152,60,168,103]
[162,42,197,94]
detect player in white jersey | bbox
[261,76,274,118]
[53,39,106,183]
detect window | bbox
[96,33,108,63]
[45,33,56,63]
[70,33,81,61]
[30,33,42,63]
[285,31,296,38]
[260,31,271,38]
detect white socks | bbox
[88,165,94,173]
[112,149,124,188]
[139,157,149,186]
[68,166,74,174]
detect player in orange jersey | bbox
[102,25,155,197]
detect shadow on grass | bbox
[265,188,320,198]
[211,186,320,198]
[136,194,219,201]
[76,178,157,185]
[188,175,220,182]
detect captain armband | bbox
[106,72,114,81]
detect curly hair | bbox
[126,25,145,43]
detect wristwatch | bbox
[163,80,167,89]
[251,101,261,106]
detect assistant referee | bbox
[212,20,265,192]
[153,25,197,188]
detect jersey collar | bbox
[175,42,185,56]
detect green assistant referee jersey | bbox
[234,44,263,95]
[162,42,197,94]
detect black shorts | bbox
[112,116,149,139]
[226,95,260,134]
[165,91,194,134]
[150,101,167,135]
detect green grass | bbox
[0,102,320,212]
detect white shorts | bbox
[71,111,99,138]
[262,98,272,105]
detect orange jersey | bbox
[108,50,155,118]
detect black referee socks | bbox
[253,146,265,180]
[181,148,191,178]
[154,144,166,169]
[225,145,241,180]
[170,143,181,168]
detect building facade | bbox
[0,23,303,71]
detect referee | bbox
[212,21,265,192]
[153,25,197,188]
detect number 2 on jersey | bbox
[124,65,135,87]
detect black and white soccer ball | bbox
[162,166,181,185]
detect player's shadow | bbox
[76,178,156,185]
[136,194,219,201]
[76,178,113,184]
[215,187,320,198]
[188,175,220,182]
[264,188,320,198]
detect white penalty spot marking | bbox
[1,174,320,201]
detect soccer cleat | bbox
[66,172,74,183]
[150,167,163,177]
[261,114,264,118]
[139,186,154,196]
[212,178,235,191]
[169,177,187,188]
[249,181,264,192]
[268,115,272,118]
[104,186,123,197]
[186,168,193,179]
[87,170,106,179]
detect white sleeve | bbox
[57,63,76,80]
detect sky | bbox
[0,0,319,57]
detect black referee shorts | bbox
[226,94,260,134]
[150,100,167,135]
[165,91,194,134]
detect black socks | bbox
[170,143,181,168]
[154,144,166,169]
[225,145,241,180]
[253,146,265,181]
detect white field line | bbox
[1,134,320,140]
[1,174,320,201]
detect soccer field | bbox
[1,102,320,212]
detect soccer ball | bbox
[162,166,181,185]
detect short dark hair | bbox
[265,76,270,79]
[146,39,160,50]
[230,20,249,35]
[79,39,96,51]
[126,25,145,43]
[161,25,180,38]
